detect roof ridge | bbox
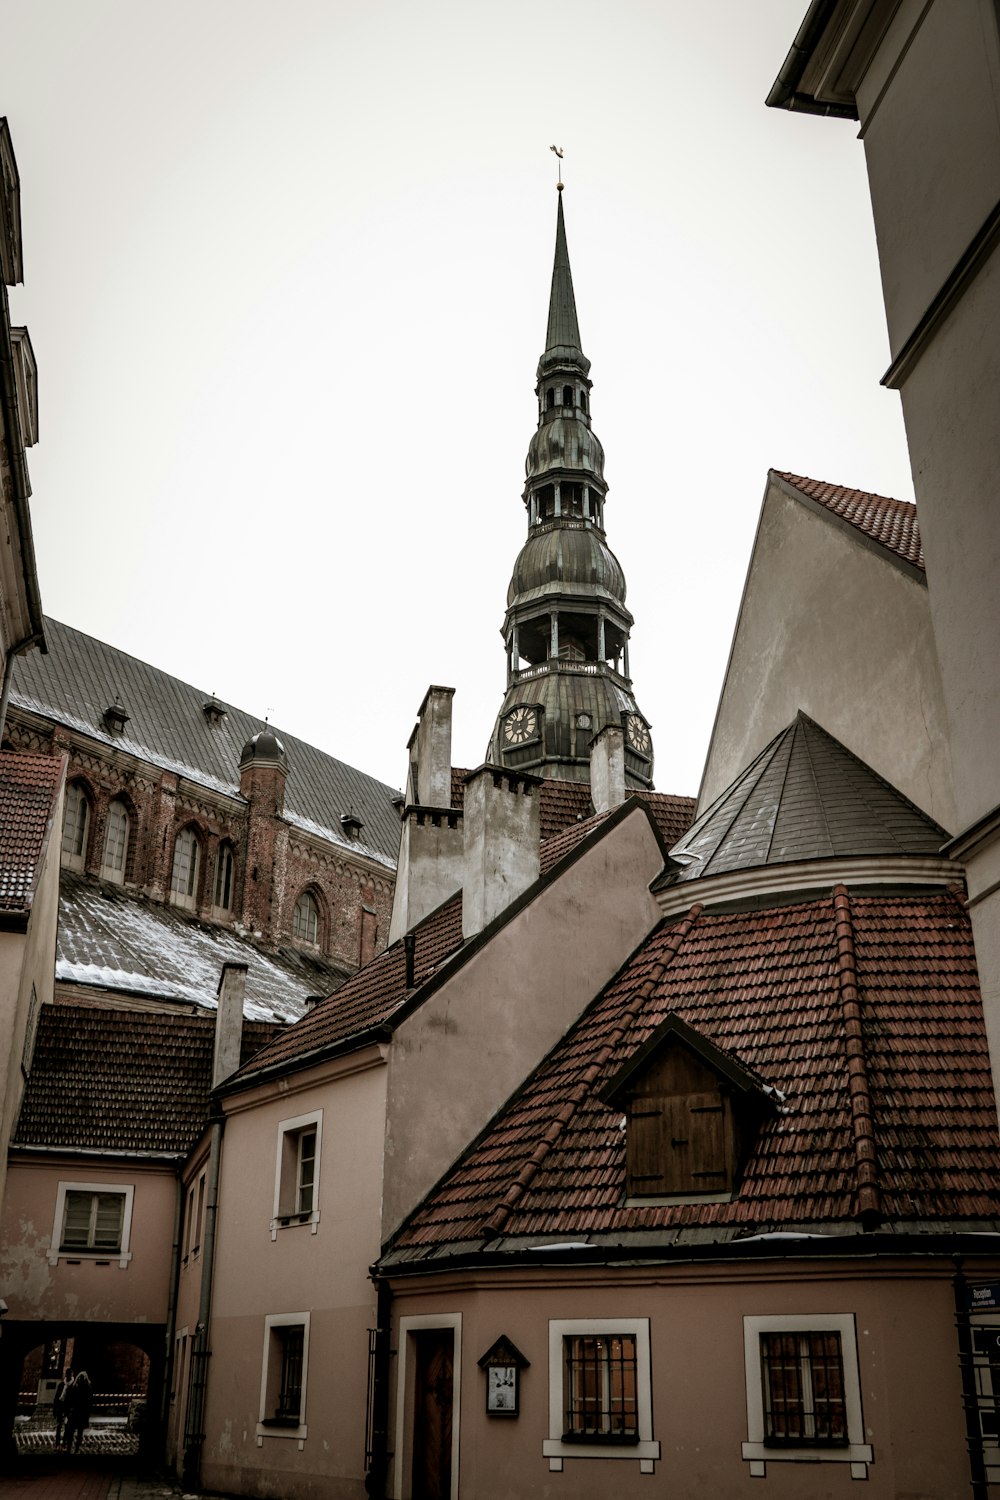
[480,903,704,1239]
[798,716,835,855]
[831,884,883,1227]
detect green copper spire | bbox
[544,190,583,356]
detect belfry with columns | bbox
[488,185,655,788]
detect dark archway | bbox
[0,1320,165,1469]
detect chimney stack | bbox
[213,962,248,1088]
[387,687,465,944]
[590,723,627,814]
[462,766,541,940]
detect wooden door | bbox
[411,1328,454,1500]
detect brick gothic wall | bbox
[5,712,395,976]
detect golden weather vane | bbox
[549,144,564,192]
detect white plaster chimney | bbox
[213,962,248,1087]
[388,686,464,944]
[462,766,541,940]
[590,723,627,814]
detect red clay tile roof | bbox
[777,472,924,570]
[15,1003,282,1155]
[390,887,999,1252]
[0,751,64,913]
[228,893,464,1085]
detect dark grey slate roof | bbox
[11,617,401,865]
[56,872,348,1023]
[668,713,949,883]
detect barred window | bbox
[258,1314,310,1436]
[275,1324,304,1420]
[563,1334,638,1443]
[61,1190,126,1253]
[760,1331,847,1446]
[101,799,130,883]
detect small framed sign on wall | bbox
[478,1335,530,1418]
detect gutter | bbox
[182,1116,224,1489]
[765,0,859,118]
[0,630,44,742]
[376,1228,1000,1279]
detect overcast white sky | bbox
[3,1,914,796]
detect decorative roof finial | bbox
[549,144,564,192]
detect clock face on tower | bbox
[625,713,651,756]
[502,705,538,746]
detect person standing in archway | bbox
[65,1369,92,1454]
[53,1369,72,1447]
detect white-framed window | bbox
[742,1313,872,1478]
[101,799,130,883]
[292,890,320,946]
[170,826,200,909]
[969,1315,1000,1482]
[271,1111,322,1238]
[214,843,235,913]
[257,1313,310,1442]
[183,1169,207,1265]
[48,1180,135,1268]
[61,783,90,871]
[544,1319,659,1471]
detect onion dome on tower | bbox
[488,187,654,787]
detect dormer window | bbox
[203,698,226,726]
[599,1012,774,1203]
[340,812,363,840]
[103,700,129,735]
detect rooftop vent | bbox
[103,699,129,735]
[340,811,364,840]
[203,697,226,726]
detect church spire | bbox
[544,191,584,359]
[488,187,654,789]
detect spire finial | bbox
[549,144,564,192]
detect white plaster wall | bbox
[201,1054,388,1499]
[699,480,955,828]
[382,806,666,1238]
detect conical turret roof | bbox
[545,191,582,354]
[670,713,949,882]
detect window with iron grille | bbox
[275,1325,304,1420]
[742,1314,871,1477]
[60,1190,126,1252]
[760,1331,847,1445]
[258,1314,310,1437]
[563,1334,639,1443]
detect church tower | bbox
[488,188,654,788]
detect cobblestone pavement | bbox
[0,1459,183,1500]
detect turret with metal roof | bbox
[489,184,654,787]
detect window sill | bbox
[48,1248,132,1269]
[742,1440,873,1472]
[256,1420,307,1443]
[543,1437,660,1465]
[270,1210,320,1241]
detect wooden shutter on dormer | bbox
[627,1089,734,1196]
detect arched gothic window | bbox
[292,890,320,947]
[101,799,130,884]
[214,843,235,912]
[61,783,90,871]
[170,826,200,910]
